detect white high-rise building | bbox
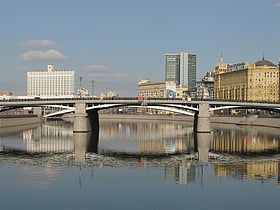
[164,51,197,89]
[27,64,75,97]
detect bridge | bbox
[1,97,280,133]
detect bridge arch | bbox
[210,105,280,115]
[44,103,197,118]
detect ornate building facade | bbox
[138,79,187,99]
[214,55,280,102]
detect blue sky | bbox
[0,0,280,96]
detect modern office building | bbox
[27,64,75,97]
[214,55,280,103]
[164,51,197,90]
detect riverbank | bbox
[0,115,41,128]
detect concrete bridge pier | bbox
[194,103,211,133]
[73,103,91,132]
[87,109,99,134]
[33,107,42,119]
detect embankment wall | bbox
[0,115,41,128]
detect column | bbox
[73,103,91,132]
[195,103,211,133]
[33,107,42,118]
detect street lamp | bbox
[79,76,83,89]
[91,80,95,96]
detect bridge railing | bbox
[0,95,279,104]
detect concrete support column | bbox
[87,109,99,134]
[73,103,91,132]
[33,107,42,118]
[195,103,211,133]
[193,112,198,133]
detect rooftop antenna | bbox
[91,80,95,96]
[79,76,83,88]
[220,51,224,64]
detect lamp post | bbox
[91,80,95,96]
[79,76,83,89]
[78,76,83,97]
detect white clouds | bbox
[20,39,66,61]
[275,2,280,8]
[21,40,56,48]
[21,50,66,61]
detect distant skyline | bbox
[1,0,280,96]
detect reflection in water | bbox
[98,121,194,156]
[211,125,280,154]
[0,121,74,153]
[213,160,279,182]
[196,132,211,163]
[74,132,98,163]
[19,166,64,189]
[0,119,280,187]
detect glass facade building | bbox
[164,52,197,90]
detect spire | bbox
[220,52,223,64]
[262,53,265,60]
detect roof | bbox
[255,57,276,67]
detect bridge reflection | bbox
[0,120,279,187]
[1,120,280,159]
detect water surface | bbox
[0,120,279,210]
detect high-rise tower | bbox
[164,51,197,90]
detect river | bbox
[0,118,279,210]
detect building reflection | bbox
[0,120,279,187]
[213,160,279,184]
[24,121,74,153]
[164,161,196,185]
[163,132,212,185]
[99,121,194,155]
[211,126,280,154]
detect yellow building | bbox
[138,79,187,99]
[214,56,280,102]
